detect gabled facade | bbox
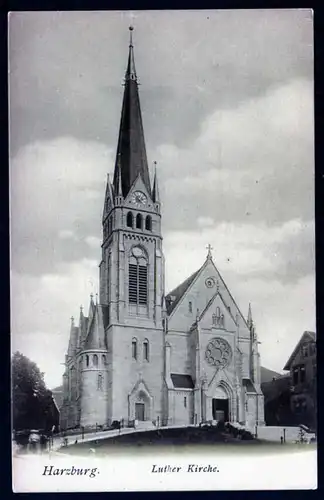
[60,28,264,430]
[283,331,316,428]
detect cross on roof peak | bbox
[206,243,213,259]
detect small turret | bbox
[67,316,78,358]
[247,302,253,332]
[152,161,161,208]
[103,173,114,222]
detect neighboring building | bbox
[261,331,317,428]
[261,374,293,426]
[60,28,264,430]
[283,331,317,429]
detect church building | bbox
[60,28,265,430]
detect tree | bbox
[12,351,55,432]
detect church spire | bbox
[126,26,137,82]
[113,26,151,198]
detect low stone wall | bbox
[252,426,301,443]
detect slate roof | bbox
[165,267,201,315]
[52,389,64,411]
[283,331,316,371]
[112,35,151,198]
[171,374,194,389]
[84,304,108,350]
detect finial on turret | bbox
[247,302,253,329]
[95,293,98,305]
[90,292,94,302]
[71,316,74,324]
[80,305,83,313]
[117,153,123,197]
[206,243,213,260]
[152,161,160,204]
[129,25,134,47]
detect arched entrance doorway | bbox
[212,385,229,422]
[135,390,150,421]
[129,380,153,422]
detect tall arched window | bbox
[93,354,98,367]
[136,213,143,229]
[102,354,107,366]
[188,301,192,313]
[86,355,89,367]
[143,339,149,361]
[145,215,152,231]
[132,338,137,360]
[129,254,148,305]
[127,212,133,228]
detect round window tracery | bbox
[205,277,215,288]
[205,337,232,370]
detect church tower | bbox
[99,27,165,424]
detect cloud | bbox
[9,10,313,154]
[153,78,314,231]
[11,258,99,388]
[164,218,315,292]
[10,137,111,275]
[59,229,75,240]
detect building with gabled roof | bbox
[282,331,317,429]
[60,28,264,430]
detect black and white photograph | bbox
[10,10,316,492]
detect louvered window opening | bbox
[129,263,148,305]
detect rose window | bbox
[205,337,232,369]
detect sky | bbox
[9,10,315,389]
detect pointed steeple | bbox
[84,303,107,350]
[126,26,137,82]
[152,161,160,203]
[67,315,78,357]
[113,27,151,198]
[77,305,88,349]
[87,293,95,329]
[116,154,123,197]
[247,302,253,330]
[103,173,114,221]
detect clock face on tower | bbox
[131,191,147,207]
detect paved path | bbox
[51,426,156,451]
